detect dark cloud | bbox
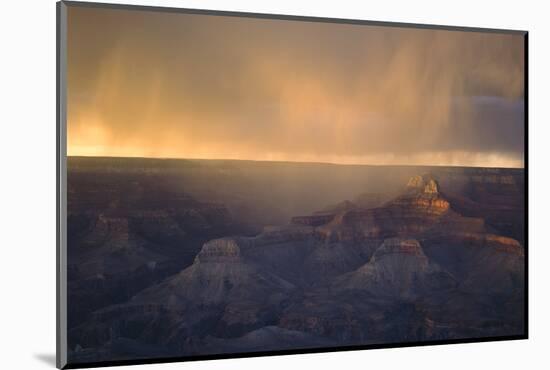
[67,6,525,167]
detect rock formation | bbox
[334,238,456,299]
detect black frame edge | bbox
[523,31,529,339]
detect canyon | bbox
[66,157,525,364]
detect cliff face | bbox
[194,238,244,263]
[334,238,456,299]
[130,238,295,307]
[67,167,525,363]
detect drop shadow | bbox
[34,353,56,367]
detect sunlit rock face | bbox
[407,175,426,190]
[312,175,452,243]
[407,174,440,194]
[396,174,449,213]
[424,179,440,194]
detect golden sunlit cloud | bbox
[67,7,525,168]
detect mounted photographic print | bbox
[56,1,528,368]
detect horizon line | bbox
[67,154,525,170]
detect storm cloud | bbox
[67,6,525,167]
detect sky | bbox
[67,6,525,168]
